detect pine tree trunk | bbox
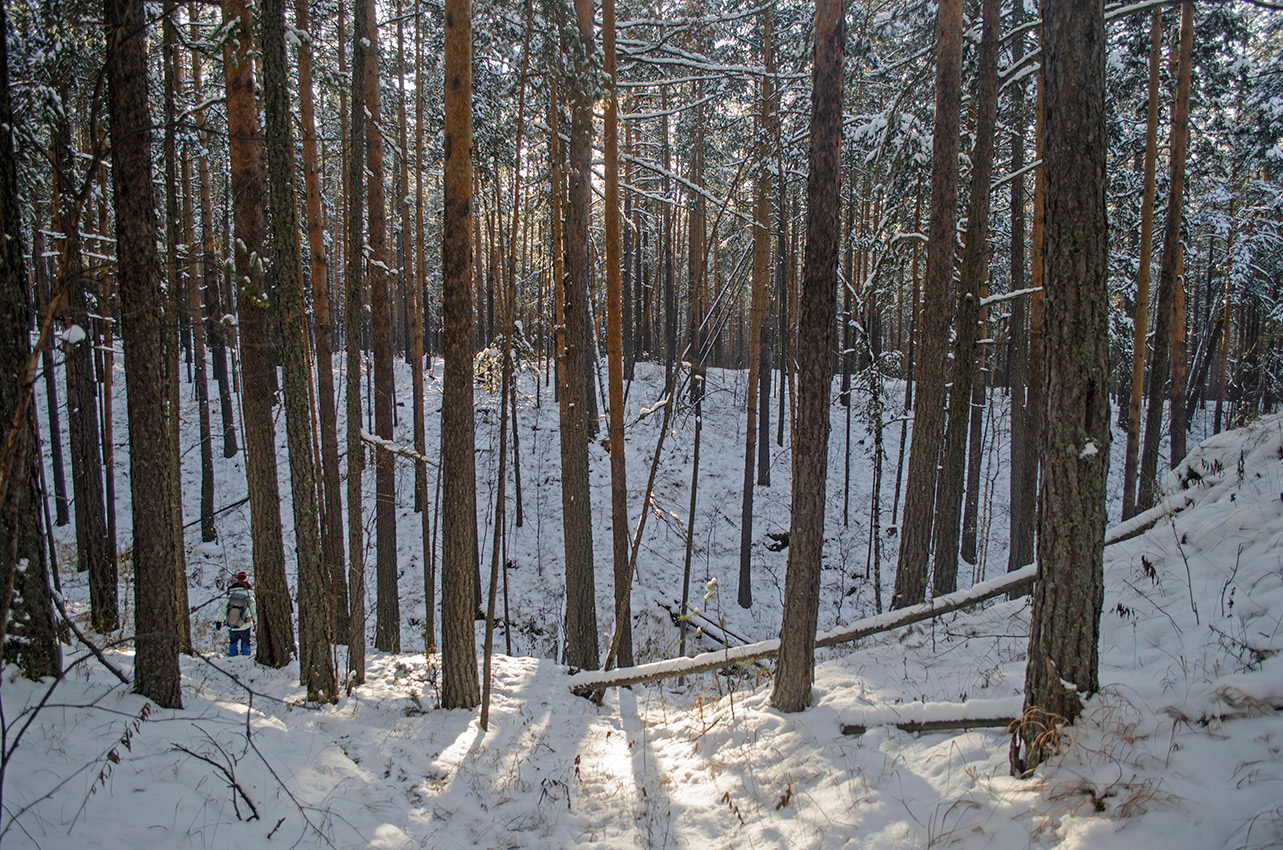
[1012,0,1109,777]
[296,0,349,643]
[346,0,369,683]
[358,0,400,654]
[1139,2,1193,509]
[931,0,1000,596]
[178,27,216,549]
[31,210,69,530]
[441,0,480,708]
[190,8,236,468]
[960,323,987,567]
[52,117,115,631]
[262,0,334,701]
[415,0,434,649]
[1011,80,1047,592]
[103,0,179,704]
[161,4,191,652]
[771,0,842,713]
[223,0,294,669]
[756,20,774,487]
[1122,9,1162,520]
[738,16,773,610]
[1,1,59,678]
[1007,0,1032,575]
[558,0,600,671]
[1214,188,1236,434]
[893,0,962,609]
[602,0,632,668]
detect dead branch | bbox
[50,592,130,685]
[173,740,260,821]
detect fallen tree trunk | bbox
[1104,489,1196,546]
[570,564,1036,696]
[841,716,1017,736]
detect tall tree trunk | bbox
[94,178,119,574]
[32,209,69,530]
[601,0,632,668]
[756,18,774,488]
[558,0,600,671]
[771,0,842,713]
[191,19,238,462]
[1007,3,1031,574]
[174,110,217,550]
[1122,9,1162,520]
[415,0,434,649]
[960,306,987,567]
[1011,78,1047,594]
[346,0,369,683]
[892,179,922,529]
[1214,187,1236,434]
[161,2,191,652]
[1,0,58,679]
[931,0,1000,596]
[296,0,349,642]
[52,115,115,631]
[223,0,294,669]
[893,0,962,609]
[104,0,179,704]
[1170,249,1190,466]
[441,0,480,708]
[738,16,773,609]
[1012,0,1109,777]
[360,0,400,654]
[1139,1,1193,508]
[263,0,335,702]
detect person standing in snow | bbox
[216,572,256,657]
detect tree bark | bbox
[359,0,400,654]
[771,0,842,713]
[346,0,369,683]
[440,0,480,707]
[223,0,294,669]
[738,15,773,610]
[296,0,349,643]
[893,0,962,609]
[161,2,191,653]
[263,0,335,702]
[603,0,632,668]
[104,0,179,704]
[1012,0,1109,778]
[1139,2,1193,509]
[1,3,59,679]
[191,24,239,462]
[32,210,69,531]
[1122,9,1163,520]
[932,0,1000,595]
[1007,3,1031,575]
[52,113,115,632]
[559,0,600,671]
[181,107,214,547]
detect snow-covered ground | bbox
[5,353,1282,848]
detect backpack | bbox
[226,588,250,629]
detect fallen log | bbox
[841,717,1017,736]
[838,695,1023,736]
[1104,490,1196,545]
[569,564,1036,696]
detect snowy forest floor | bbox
[5,357,1283,849]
